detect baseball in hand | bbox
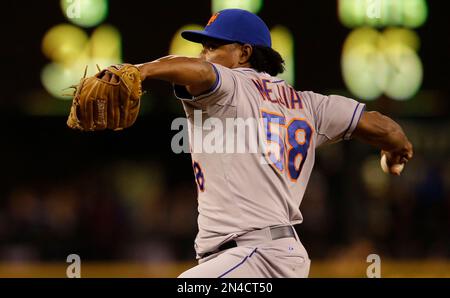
[380,153,404,175]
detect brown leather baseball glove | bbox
[67,64,142,131]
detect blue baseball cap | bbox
[181,9,272,48]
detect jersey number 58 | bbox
[261,111,313,181]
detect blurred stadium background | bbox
[0,0,449,277]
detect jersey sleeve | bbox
[173,63,237,107]
[301,91,366,147]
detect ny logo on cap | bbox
[207,13,220,27]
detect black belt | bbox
[202,225,296,258]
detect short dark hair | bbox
[249,46,285,76]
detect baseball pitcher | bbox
[68,9,413,278]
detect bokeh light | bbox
[339,0,428,29]
[339,0,366,28]
[211,0,264,14]
[41,58,122,100]
[60,0,109,28]
[383,44,423,100]
[41,24,122,100]
[342,27,423,101]
[342,28,386,100]
[342,27,380,54]
[379,27,421,52]
[169,25,204,57]
[402,0,429,28]
[41,63,82,100]
[42,24,89,65]
[271,26,295,85]
[342,43,386,101]
[88,25,122,66]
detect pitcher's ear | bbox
[239,44,253,65]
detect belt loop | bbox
[265,226,273,241]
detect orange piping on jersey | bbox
[286,118,314,183]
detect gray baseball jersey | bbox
[175,63,365,258]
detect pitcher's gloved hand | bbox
[67,64,142,131]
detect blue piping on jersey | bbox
[343,103,361,140]
[205,64,221,94]
[357,105,366,123]
[271,80,285,84]
[218,248,258,278]
[173,64,220,101]
[178,64,221,102]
